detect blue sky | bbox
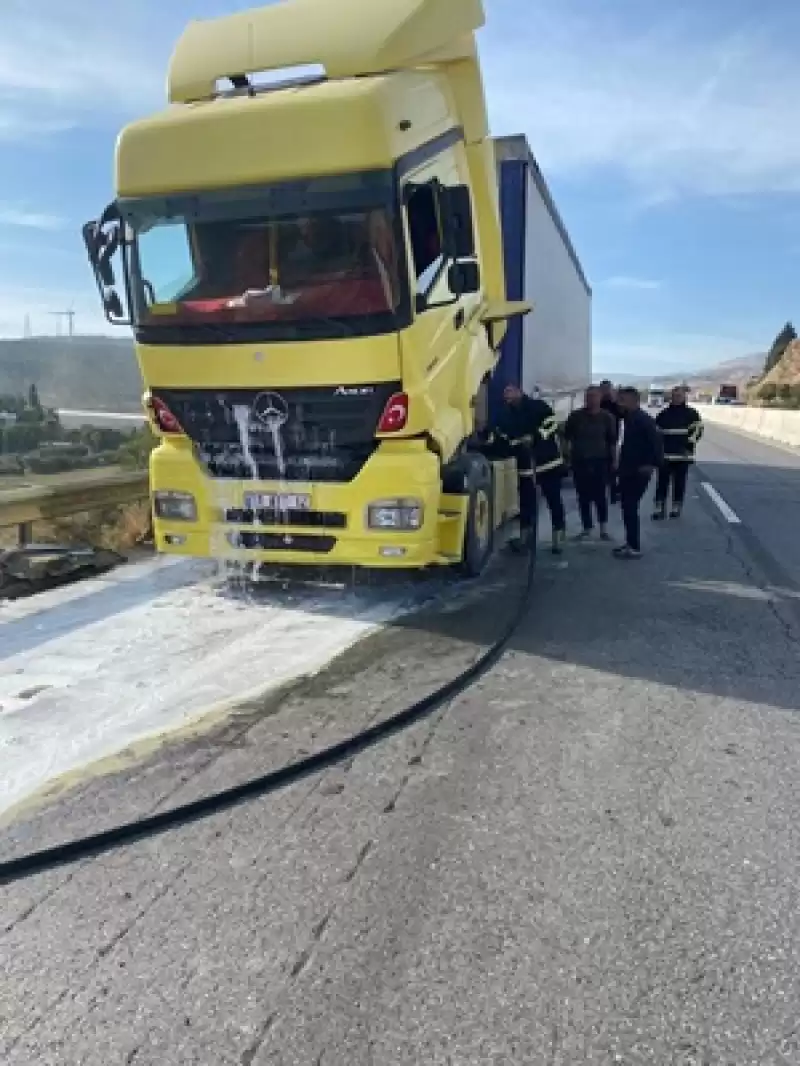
[0,0,798,374]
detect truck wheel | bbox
[458,455,495,578]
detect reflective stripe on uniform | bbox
[660,428,689,435]
[518,469,536,478]
[535,457,563,474]
[538,416,559,440]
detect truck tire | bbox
[457,453,495,578]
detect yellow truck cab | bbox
[83,0,531,575]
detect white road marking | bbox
[701,481,742,524]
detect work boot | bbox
[551,529,565,555]
[573,528,592,542]
[651,503,666,521]
[669,505,682,519]
[599,524,611,542]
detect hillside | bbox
[760,339,800,388]
[0,336,143,411]
[596,352,765,390]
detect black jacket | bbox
[600,396,623,437]
[655,403,703,461]
[618,408,664,474]
[489,395,565,475]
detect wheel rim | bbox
[474,488,490,550]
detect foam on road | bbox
[0,556,423,818]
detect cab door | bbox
[397,147,484,462]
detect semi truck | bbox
[82,0,591,577]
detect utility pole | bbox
[23,314,31,338]
[48,309,76,337]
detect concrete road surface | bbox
[2,423,799,1065]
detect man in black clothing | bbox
[613,386,664,559]
[599,380,623,503]
[485,384,567,554]
[563,385,618,540]
[653,386,704,520]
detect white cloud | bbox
[602,276,662,291]
[0,1,166,137]
[482,2,800,198]
[0,205,65,230]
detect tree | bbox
[759,382,778,404]
[116,426,157,470]
[763,322,797,376]
[28,383,41,410]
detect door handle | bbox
[453,308,465,329]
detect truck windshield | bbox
[123,182,406,343]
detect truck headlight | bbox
[154,490,197,521]
[366,498,423,531]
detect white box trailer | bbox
[490,135,592,420]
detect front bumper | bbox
[150,439,450,569]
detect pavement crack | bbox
[288,906,333,981]
[723,528,800,651]
[240,1011,278,1066]
[343,839,374,884]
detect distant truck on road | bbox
[714,384,740,404]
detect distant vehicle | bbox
[713,383,739,404]
[646,384,666,408]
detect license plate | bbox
[244,493,311,511]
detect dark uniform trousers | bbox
[655,462,690,507]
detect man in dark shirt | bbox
[563,385,618,540]
[613,386,664,559]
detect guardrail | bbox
[695,403,800,450]
[0,470,150,547]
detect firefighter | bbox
[652,386,704,520]
[484,383,567,554]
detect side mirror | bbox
[82,206,131,327]
[440,185,476,260]
[448,260,481,295]
[103,290,126,323]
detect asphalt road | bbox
[2,422,799,1065]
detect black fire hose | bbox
[0,543,537,887]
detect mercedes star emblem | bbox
[251,391,289,428]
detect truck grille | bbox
[153,384,400,483]
[223,508,347,528]
[227,531,336,553]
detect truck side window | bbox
[137,221,198,304]
[405,183,444,293]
